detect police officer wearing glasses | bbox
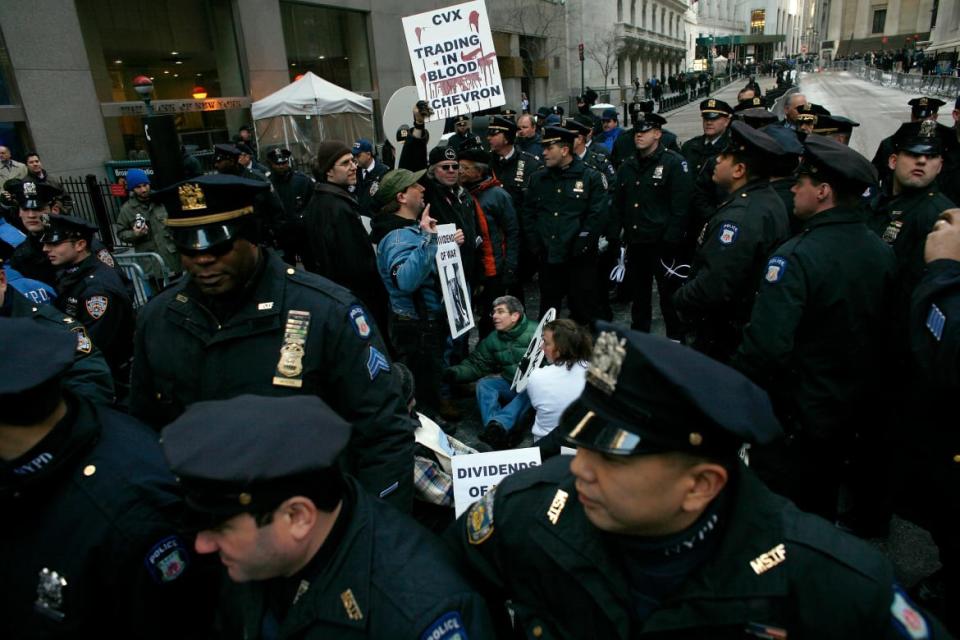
[129,174,416,513]
[448,323,953,639]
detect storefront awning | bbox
[696,34,786,47]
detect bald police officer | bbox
[447,323,953,639]
[162,394,495,639]
[129,174,416,512]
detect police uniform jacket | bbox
[129,250,416,512]
[522,156,608,264]
[355,159,389,217]
[448,456,948,640]
[490,147,543,215]
[0,392,216,639]
[732,206,896,438]
[581,147,617,190]
[216,476,495,640]
[673,180,790,327]
[515,134,543,159]
[2,287,114,405]
[271,169,314,220]
[680,129,731,179]
[613,145,692,245]
[447,131,473,153]
[611,128,681,169]
[9,233,57,286]
[116,196,180,276]
[54,252,134,376]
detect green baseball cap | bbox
[377,169,426,207]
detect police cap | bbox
[40,214,98,244]
[558,323,782,456]
[352,139,374,155]
[454,114,471,124]
[892,119,952,156]
[486,115,517,137]
[797,134,878,190]
[738,107,778,129]
[633,112,667,133]
[632,99,656,115]
[700,98,733,119]
[724,121,786,161]
[563,117,592,137]
[213,143,241,162]
[500,107,518,121]
[812,114,860,137]
[161,395,351,522]
[540,125,577,146]
[909,96,946,119]
[536,106,552,118]
[601,108,619,121]
[235,143,256,157]
[266,148,292,164]
[0,318,75,395]
[760,124,803,175]
[157,174,270,251]
[798,102,831,117]
[12,180,62,210]
[733,96,765,113]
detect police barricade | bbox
[114,251,170,310]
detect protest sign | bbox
[436,223,475,339]
[451,447,542,517]
[402,0,505,120]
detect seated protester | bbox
[443,296,536,450]
[525,319,592,458]
[371,169,464,424]
[115,169,181,283]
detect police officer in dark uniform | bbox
[447,324,952,639]
[162,394,495,639]
[732,135,896,524]
[267,147,314,266]
[0,255,114,404]
[565,116,616,184]
[812,114,861,146]
[523,125,607,324]
[447,114,473,152]
[611,100,681,169]
[42,215,134,379]
[352,138,389,218]
[760,123,804,229]
[673,121,790,362]
[129,174,416,512]
[214,143,287,258]
[872,97,947,190]
[7,180,63,286]
[613,112,692,338]
[0,319,217,639]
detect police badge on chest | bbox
[35,568,67,622]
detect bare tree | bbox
[492,0,566,61]
[586,31,624,90]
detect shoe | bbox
[437,398,463,422]
[479,421,508,449]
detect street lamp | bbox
[133,75,155,116]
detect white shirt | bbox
[526,361,588,440]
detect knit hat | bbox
[126,169,150,190]
[313,141,353,181]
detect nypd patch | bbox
[349,305,372,339]
[466,486,496,545]
[765,256,788,284]
[144,535,189,584]
[96,248,115,268]
[71,326,92,354]
[366,345,390,381]
[85,295,109,319]
[890,586,929,639]
[926,304,946,341]
[421,611,468,640]
[718,222,739,246]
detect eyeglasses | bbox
[438,164,459,171]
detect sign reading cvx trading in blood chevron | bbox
[402,0,505,121]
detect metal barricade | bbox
[114,251,170,310]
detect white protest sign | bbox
[436,223,475,339]
[451,447,542,517]
[402,0,505,121]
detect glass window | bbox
[281,3,373,93]
[872,9,887,34]
[75,0,248,161]
[0,28,20,106]
[751,9,766,35]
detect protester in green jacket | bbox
[444,295,537,449]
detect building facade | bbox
[925,0,960,64]
[0,0,572,178]
[820,0,936,59]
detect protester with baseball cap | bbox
[595,107,624,154]
[733,134,896,530]
[131,173,416,512]
[449,323,949,638]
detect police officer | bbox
[812,114,861,146]
[214,143,287,257]
[161,394,495,639]
[447,114,473,152]
[760,124,804,229]
[523,125,607,324]
[42,215,134,379]
[611,100,682,169]
[0,319,216,638]
[732,135,896,524]
[129,174,416,512]
[7,180,63,285]
[672,121,790,362]
[352,138,388,218]
[0,256,114,404]
[515,113,543,158]
[613,112,692,338]
[268,147,314,265]
[872,96,947,189]
[447,324,951,639]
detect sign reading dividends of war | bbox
[435,223,476,340]
[402,0,505,121]
[451,447,542,517]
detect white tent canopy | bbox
[251,72,375,165]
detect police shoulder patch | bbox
[96,248,115,268]
[348,305,372,339]
[144,535,189,584]
[764,256,788,284]
[890,586,929,639]
[718,222,739,246]
[71,326,92,354]
[366,345,390,381]
[84,295,108,319]
[421,611,468,640]
[466,486,496,545]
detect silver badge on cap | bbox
[35,568,67,621]
[920,119,937,138]
[586,331,627,395]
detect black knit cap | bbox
[314,141,353,178]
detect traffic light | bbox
[578,43,584,61]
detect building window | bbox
[642,1,647,28]
[751,9,766,34]
[281,3,373,93]
[631,0,636,24]
[618,0,623,22]
[76,0,248,161]
[872,8,887,34]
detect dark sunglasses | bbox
[438,164,459,171]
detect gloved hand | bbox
[412,100,434,126]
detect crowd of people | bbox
[1,65,959,638]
